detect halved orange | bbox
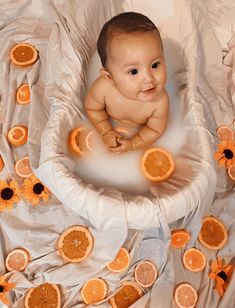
[228,164,235,181]
[183,248,206,272]
[68,126,95,156]
[107,247,131,273]
[80,278,108,305]
[5,248,30,272]
[16,84,30,105]
[134,260,158,288]
[109,281,143,308]
[15,156,33,178]
[216,125,234,141]
[57,225,94,263]
[7,125,28,147]
[141,147,175,182]
[0,155,4,172]
[10,43,38,67]
[198,216,227,250]
[170,229,191,248]
[174,282,198,308]
[24,283,61,308]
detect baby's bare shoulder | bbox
[88,76,109,98]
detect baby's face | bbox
[106,31,167,102]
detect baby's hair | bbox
[97,12,162,67]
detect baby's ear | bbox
[100,68,112,81]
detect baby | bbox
[84,12,169,154]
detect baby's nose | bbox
[143,69,154,83]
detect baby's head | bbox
[97,12,167,102]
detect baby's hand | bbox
[110,137,132,154]
[102,130,121,148]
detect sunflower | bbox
[208,257,234,297]
[21,174,50,205]
[0,180,20,211]
[0,275,16,305]
[214,140,235,168]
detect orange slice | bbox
[228,164,235,181]
[24,283,61,308]
[16,84,30,105]
[107,247,131,273]
[7,125,28,147]
[0,155,4,172]
[5,248,30,272]
[57,225,94,263]
[68,126,95,156]
[15,156,33,178]
[80,278,107,305]
[216,125,234,141]
[141,147,175,182]
[170,229,191,248]
[183,248,206,272]
[10,43,38,67]
[134,260,158,288]
[198,216,227,250]
[109,281,143,308]
[174,282,198,308]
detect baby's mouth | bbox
[142,87,156,94]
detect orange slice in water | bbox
[141,147,175,182]
[57,225,94,263]
[24,283,61,308]
[109,281,143,308]
[174,282,198,308]
[7,125,28,147]
[16,84,30,105]
[10,43,38,67]
[183,248,206,272]
[68,126,95,156]
[80,278,108,305]
[107,247,131,273]
[198,216,227,250]
[15,156,33,178]
[134,260,158,288]
[170,229,191,248]
[5,248,30,272]
[0,155,4,172]
[228,164,235,181]
[216,125,234,141]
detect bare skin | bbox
[84,31,169,153]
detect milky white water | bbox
[75,51,189,194]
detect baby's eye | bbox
[152,61,160,69]
[128,69,138,75]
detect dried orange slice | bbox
[216,125,234,141]
[107,247,130,273]
[7,125,28,147]
[0,155,4,172]
[16,84,30,105]
[81,278,107,305]
[170,229,191,248]
[228,164,235,181]
[24,283,61,308]
[109,281,143,308]
[15,156,33,178]
[57,225,93,263]
[5,248,30,272]
[134,260,158,288]
[174,282,198,308]
[183,248,206,272]
[10,43,38,67]
[141,147,175,182]
[198,216,227,250]
[68,126,95,156]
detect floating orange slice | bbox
[7,125,28,147]
[107,247,131,273]
[5,248,30,272]
[228,164,235,181]
[183,248,206,272]
[15,156,33,178]
[16,84,30,105]
[134,260,158,288]
[0,155,4,172]
[57,225,94,263]
[10,43,38,67]
[170,229,191,248]
[109,281,143,308]
[81,278,108,305]
[141,147,175,182]
[198,216,227,250]
[174,282,198,308]
[216,125,234,141]
[24,283,61,308]
[68,126,95,156]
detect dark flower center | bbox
[33,183,44,194]
[0,285,4,292]
[218,270,227,282]
[223,149,234,159]
[1,188,14,200]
